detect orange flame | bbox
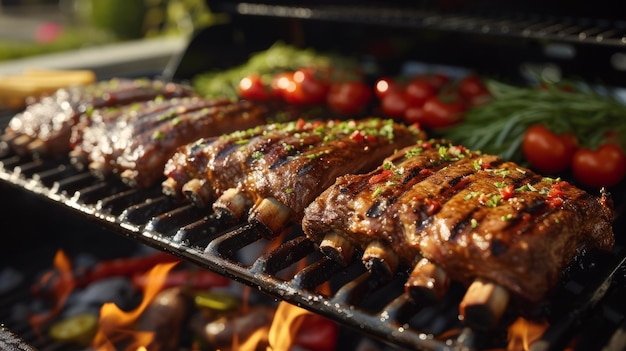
[28,250,76,334]
[92,261,178,351]
[267,302,310,350]
[507,317,549,351]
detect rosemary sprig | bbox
[440,79,626,163]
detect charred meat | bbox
[3,78,195,156]
[70,97,268,188]
[302,139,614,307]
[163,118,424,234]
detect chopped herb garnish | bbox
[252,151,263,160]
[470,218,478,228]
[464,192,479,200]
[501,213,513,221]
[152,130,165,140]
[485,194,502,207]
[372,186,383,198]
[473,159,483,171]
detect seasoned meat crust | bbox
[163,118,424,222]
[3,78,195,156]
[302,139,615,302]
[70,97,268,188]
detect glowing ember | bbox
[28,250,76,335]
[92,261,179,350]
[507,317,549,351]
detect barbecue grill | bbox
[1,1,626,350]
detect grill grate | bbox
[1,148,626,350]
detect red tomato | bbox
[458,74,490,106]
[380,90,409,119]
[522,124,578,174]
[374,77,401,100]
[419,95,467,128]
[327,81,372,116]
[271,71,295,100]
[405,78,437,107]
[424,73,451,91]
[237,74,273,101]
[404,106,426,124]
[572,143,626,187]
[286,69,330,105]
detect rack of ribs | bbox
[163,118,425,235]
[69,97,269,188]
[302,139,615,330]
[2,78,195,157]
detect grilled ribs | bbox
[302,139,615,304]
[163,118,424,234]
[3,78,195,156]
[69,97,268,188]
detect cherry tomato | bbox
[286,69,330,105]
[404,106,427,124]
[327,81,372,116]
[424,73,451,91]
[374,77,401,100]
[380,90,409,119]
[458,74,490,106]
[571,143,626,187]
[271,71,295,100]
[419,95,467,128]
[405,78,437,107]
[522,124,578,174]
[237,74,274,101]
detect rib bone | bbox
[459,278,510,330]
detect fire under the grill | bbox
[1,127,625,350]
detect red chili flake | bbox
[350,130,365,143]
[365,134,378,143]
[547,182,566,208]
[547,196,564,208]
[548,183,565,200]
[312,120,325,128]
[424,198,441,216]
[421,141,433,149]
[478,193,489,205]
[296,118,306,131]
[481,162,492,170]
[369,170,393,184]
[499,184,515,200]
[337,141,347,148]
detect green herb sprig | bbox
[440,79,626,163]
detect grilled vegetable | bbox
[48,313,98,346]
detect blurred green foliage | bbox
[0,0,217,62]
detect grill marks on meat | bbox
[302,139,614,307]
[163,118,423,235]
[3,78,195,156]
[70,97,269,188]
